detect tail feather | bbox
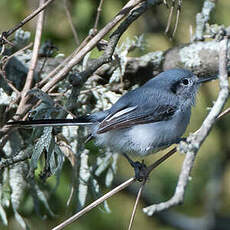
[6,116,93,127]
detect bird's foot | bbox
[123,153,148,182]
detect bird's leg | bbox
[123,153,148,182]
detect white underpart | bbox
[93,108,190,156]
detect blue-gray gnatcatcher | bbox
[7,69,215,159]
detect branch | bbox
[0,0,55,44]
[52,178,135,230]
[51,147,176,230]
[63,0,80,46]
[0,0,161,136]
[193,0,216,41]
[40,0,154,93]
[16,0,45,116]
[93,0,105,34]
[143,37,229,216]
[95,36,230,85]
[69,0,153,86]
[128,180,146,230]
[117,170,229,230]
[1,36,229,141]
[0,151,31,170]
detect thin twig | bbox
[66,0,106,55]
[143,37,229,216]
[52,178,136,230]
[0,34,14,46]
[1,0,55,42]
[193,0,216,41]
[0,43,34,97]
[63,0,80,46]
[128,180,146,230]
[165,0,175,34]
[0,151,31,170]
[41,0,146,93]
[1,42,33,70]
[59,1,152,115]
[0,44,5,55]
[93,0,105,33]
[51,147,177,230]
[37,0,144,89]
[172,0,182,37]
[217,107,230,120]
[36,51,76,87]
[146,147,177,176]
[1,0,151,130]
[0,43,33,105]
[1,72,20,95]
[16,0,45,116]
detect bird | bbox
[7,69,215,179]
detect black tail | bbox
[6,116,93,127]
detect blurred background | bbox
[1,0,230,229]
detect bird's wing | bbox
[97,104,177,134]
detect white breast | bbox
[93,109,190,156]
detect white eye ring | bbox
[182,78,189,85]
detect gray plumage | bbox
[7,69,215,156]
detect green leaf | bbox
[9,163,28,229]
[78,150,90,208]
[13,208,27,230]
[34,183,55,217]
[105,168,114,188]
[27,89,54,106]
[0,204,8,226]
[95,152,112,177]
[30,127,53,172]
[90,178,111,213]
[52,144,64,174]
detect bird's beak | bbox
[197,75,217,84]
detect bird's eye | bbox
[182,78,189,85]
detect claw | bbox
[123,153,148,182]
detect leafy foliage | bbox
[1,1,230,230]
